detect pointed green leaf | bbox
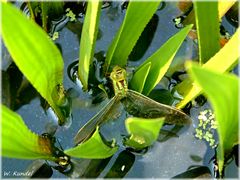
[129,62,151,93]
[218,1,237,18]
[138,25,193,95]
[65,127,118,159]
[1,105,55,160]
[1,3,66,124]
[186,62,238,175]
[124,117,165,150]
[182,1,236,27]
[105,1,160,71]
[78,1,102,91]
[176,28,239,108]
[194,1,220,64]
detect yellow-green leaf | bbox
[1,3,66,125]
[129,62,151,93]
[176,28,239,109]
[194,1,220,64]
[186,62,238,175]
[78,1,102,91]
[124,117,164,150]
[105,1,160,72]
[138,25,193,95]
[65,127,118,159]
[1,105,55,160]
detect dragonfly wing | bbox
[123,90,191,125]
[74,95,121,145]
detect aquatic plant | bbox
[187,62,239,176]
[195,109,217,148]
[2,2,68,125]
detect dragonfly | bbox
[74,66,191,145]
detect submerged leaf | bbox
[1,3,67,125]
[105,1,160,71]
[1,105,55,160]
[186,62,238,175]
[78,1,102,91]
[124,117,165,149]
[65,127,118,159]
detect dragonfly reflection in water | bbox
[74,66,191,145]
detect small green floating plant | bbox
[195,109,217,148]
[1,0,239,178]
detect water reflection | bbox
[104,150,135,178]
[172,166,211,178]
[63,158,111,178]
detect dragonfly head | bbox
[110,66,128,97]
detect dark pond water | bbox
[1,1,238,179]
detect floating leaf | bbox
[65,127,118,159]
[124,117,164,150]
[1,105,55,160]
[1,3,66,125]
[135,25,192,95]
[186,62,238,175]
[105,1,160,71]
[193,1,220,64]
[78,1,102,91]
[176,28,239,108]
[129,62,151,93]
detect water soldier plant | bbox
[1,0,239,178]
[186,62,239,177]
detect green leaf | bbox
[186,62,238,175]
[78,1,102,91]
[129,62,151,93]
[137,25,193,95]
[124,117,165,150]
[65,127,118,159]
[104,1,160,72]
[194,1,220,64]
[41,2,48,32]
[1,105,55,160]
[182,1,236,27]
[1,3,66,125]
[176,28,239,108]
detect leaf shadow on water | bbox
[128,13,159,62]
[1,62,40,111]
